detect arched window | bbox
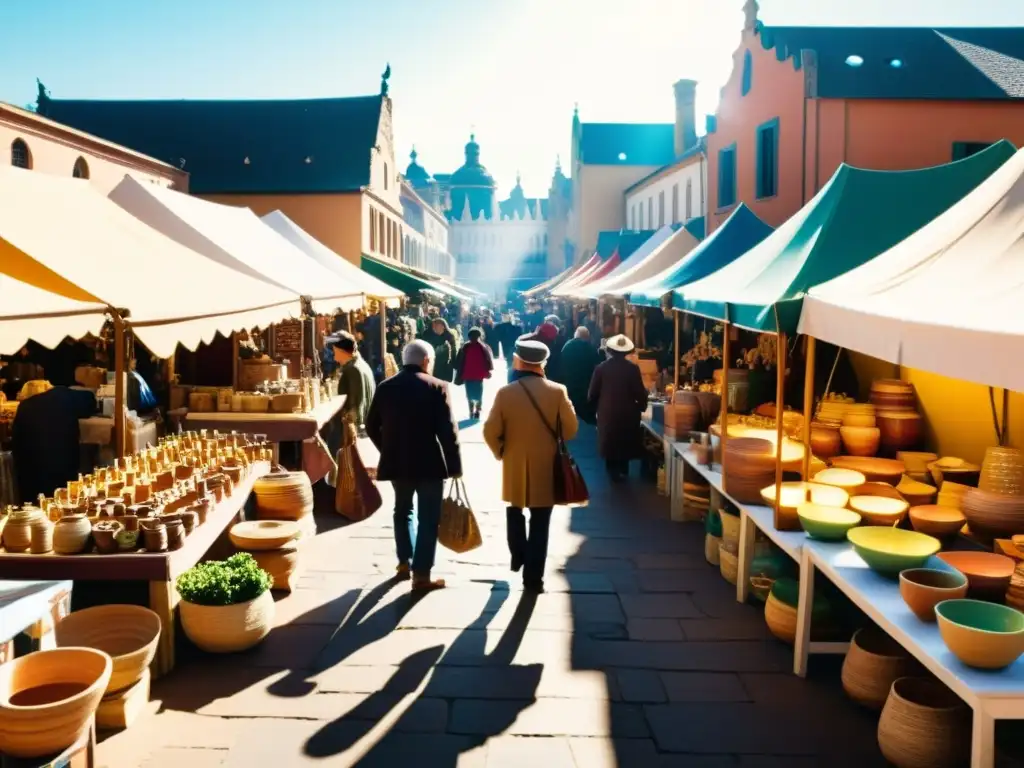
[73,157,90,179]
[741,50,753,96]
[11,139,31,169]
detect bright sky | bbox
[1,0,1019,199]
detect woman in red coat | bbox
[454,327,494,419]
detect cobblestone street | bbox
[98,367,886,767]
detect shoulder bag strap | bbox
[517,380,559,443]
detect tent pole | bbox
[773,332,788,528]
[113,311,127,459]
[802,336,816,480]
[231,332,239,390]
[379,300,387,367]
[720,316,731,479]
[673,311,680,391]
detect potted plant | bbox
[175,553,274,653]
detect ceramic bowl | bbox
[849,495,910,526]
[908,505,966,538]
[840,426,881,457]
[54,605,161,694]
[935,599,1024,669]
[813,468,867,492]
[831,456,906,485]
[896,475,938,507]
[798,504,861,541]
[961,487,1024,541]
[928,458,981,489]
[876,411,923,453]
[899,568,969,621]
[847,527,941,575]
[936,551,1015,599]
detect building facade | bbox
[2,94,187,194]
[706,0,1024,234]
[399,178,453,278]
[39,69,406,268]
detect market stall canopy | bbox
[261,211,403,307]
[552,231,652,298]
[360,253,469,300]
[630,205,773,308]
[572,224,702,300]
[0,167,299,358]
[676,140,1016,335]
[110,177,364,316]
[543,254,600,296]
[520,263,577,298]
[800,145,1024,392]
[0,272,109,355]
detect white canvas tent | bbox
[261,210,402,307]
[565,226,700,300]
[110,177,365,316]
[799,147,1024,393]
[0,167,299,359]
[0,272,109,355]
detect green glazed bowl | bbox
[798,503,861,541]
[936,599,1024,669]
[846,526,941,575]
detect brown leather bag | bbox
[518,381,589,507]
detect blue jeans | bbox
[465,380,484,405]
[392,480,444,574]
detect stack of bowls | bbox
[898,451,939,484]
[831,456,906,486]
[842,404,877,428]
[723,438,775,505]
[979,447,1024,496]
[870,379,917,411]
[961,487,1024,542]
[817,397,853,425]
[937,481,971,510]
[760,481,849,531]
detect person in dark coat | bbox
[418,317,457,383]
[365,340,462,591]
[560,326,600,424]
[493,314,516,361]
[12,386,95,502]
[588,334,648,481]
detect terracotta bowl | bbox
[929,458,981,489]
[831,456,905,485]
[899,568,969,621]
[937,551,1015,600]
[849,495,910,526]
[840,426,881,457]
[896,475,937,507]
[813,468,867,493]
[854,482,906,501]
[935,599,1024,669]
[909,505,966,538]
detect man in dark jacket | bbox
[560,326,600,423]
[589,334,649,481]
[13,386,95,502]
[366,339,462,591]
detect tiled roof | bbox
[41,95,383,194]
[758,25,1024,100]
[579,123,675,166]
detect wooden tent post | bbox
[379,300,387,364]
[772,332,788,527]
[802,336,816,479]
[672,311,680,391]
[113,311,127,459]
[720,315,731,476]
[231,332,239,390]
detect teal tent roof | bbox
[675,140,1016,334]
[360,255,466,300]
[629,205,772,308]
[579,124,675,166]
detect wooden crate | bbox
[96,669,151,731]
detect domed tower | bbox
[448,134,497,221]
[404,147,431,189]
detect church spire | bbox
[743,0,759,31]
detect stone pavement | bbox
[98,365,888,767]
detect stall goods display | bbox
[895,476,937,507]
[849,495,909,527]
[797,503,861,541]
[877,677,970,768]
[935,551,1014,600]
[812,468,867,493]
[254,470,315,522]
[979,446,1024,496]
[841,627,917,710]
[934,599,1024,669]
[54,605,161,695]
[928,457,980,489]
[759,481,849,531]
[906,505,965,538]
[0,647,112,758]
[898,568,969,622]
[830,457,905,486]
[0,431,272,556]
[961,486,1024,541]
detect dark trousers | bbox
[606,459,630,479]
[506,506,553,586]
[393,480,444,574]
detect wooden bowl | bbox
[850,495,909,526]
[813,468,867,493]
[909,505,966,538]
[54,605,161,695]
[840,426,881,457]
[0,647,112,758]
[899,568,969,622]
[937,551,1015,599]
[929,458,981,489]
[896,475,937,507]
[831,456,905,485]
[854,482,906,501]
[229,520,300,551]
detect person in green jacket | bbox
[330,331,376,435]
[560,326,600,424]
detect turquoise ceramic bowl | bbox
[846,526,941,575]
[935,599,1024,669]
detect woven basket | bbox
[250,546,301,593]
[719,510,741,548]
[704,534,721,565]
[179,591,274,653]
[764,592,796,643]
[54,605,160,694]
[878,677,969,768]
[842,627,916,710]
[719,544,738,585]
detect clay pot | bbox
[898,568,969,622]
[251,545,301,592]
[29,517,53,554]
[180,510,198,535]
[141,522,167,553]
[254,471,315,522]
[3,508,42,553]
[54,605,161,694]
[841,627,916,710]
[877,411,923,455]
[840,426,881,457]
[122,514,139,532]
[907,505,965,538]
[115,529,139,551]
[179,590,275,653]
[0,647,111,758]
[92,521,123,555]
[877,677,969,768]
[810,423,842,460]
[53,514,92,555]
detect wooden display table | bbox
[0,462,270,677]
[181,395,346,443]
[0,579,73,659]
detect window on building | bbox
[742,50,753,96]
[647,198,653,229]
[658,191,666,227]
[10,139,31,169]
[380,212,387,254]
[369,207,377,251]
[72,157,89,179]
[384,162,389,190]
[952,141,994,161]
[671,184,679,224]
[718,145,737,209]
[756,119,779,199]
[685,180,693,220]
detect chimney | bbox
[673,79,698,157]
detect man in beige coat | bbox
[483,338,579,592]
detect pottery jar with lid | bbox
[141,521,168,552]
[53,513,92,555]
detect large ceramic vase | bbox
[179,590,275,653]
[877,677,969,768]
[0,647,112,758]
[842,627,916,710]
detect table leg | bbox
[736,510,755,603]
[793,547,815,678]
[149,580,179,678]
[971,709,995,768]
[669,447,684,522]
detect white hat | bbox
[606,334,635,353]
